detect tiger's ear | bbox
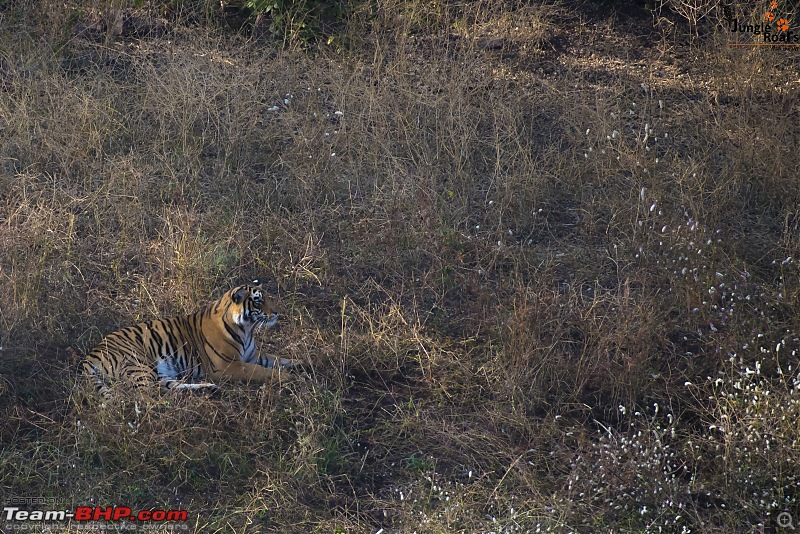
[232,286,249,304]
[251,279,262,287]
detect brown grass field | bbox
[1,0,800,532]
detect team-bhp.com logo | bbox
[4,505,189,528]
[726,0,799,45]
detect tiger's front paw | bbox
[264,356,304,369]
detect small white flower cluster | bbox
[379,463,538,532]
[581,105,665,170]
[631,192,743,343]
[694,336,800,514]
[564,406,693,531]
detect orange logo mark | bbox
[765,0,791,32]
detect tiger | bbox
[82,280,297,397]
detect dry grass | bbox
[2,0,800,532]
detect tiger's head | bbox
[228,280,280,329]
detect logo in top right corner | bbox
[726,0,799,45]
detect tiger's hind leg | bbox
[81,360,114,402]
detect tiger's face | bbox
[229,281,279,329]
